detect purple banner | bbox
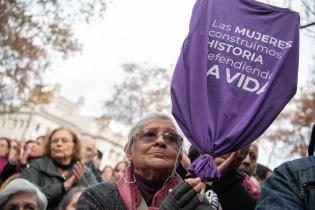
[171,0,299,181]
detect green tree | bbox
[0,0,106,110]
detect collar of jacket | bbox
[32,156,74,179]
[116,166,182,210]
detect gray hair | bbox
[127,113,183,150]
[0,178,47,210]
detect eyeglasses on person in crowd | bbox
[134,129,183,147]
[51,137,73,144]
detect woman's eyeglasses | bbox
[51,138,73,144]
[134,129,183,147]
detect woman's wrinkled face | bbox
[4,192,39,210]
[50,129,74,162]
[128,119,182,174]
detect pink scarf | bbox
[117,167,182,210]
[242,173,260,200]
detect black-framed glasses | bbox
[134,129,183,147]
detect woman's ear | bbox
[124,141,133,161]
[178,151,183,165]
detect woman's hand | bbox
[160,178,214,210]
[63,161,85,191]
[216,146,249,176]
[64,175,75,191]
[73,161,85,185]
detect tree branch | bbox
[301,0,315,16]
[300,21,315,29]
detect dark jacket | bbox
[21,156,97,210]
[211,170,256,210]
[256,156,315,210]
[85,160,103,183]
[77,181,126,210]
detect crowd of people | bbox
[0,113,314,210]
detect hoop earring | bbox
[124,174,136,184]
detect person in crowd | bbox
[82,138,103,182]
[239,143,259,177]
[21,127,97,210]
[0,140,22,184]
[253,163,272,189]
[77,113,213,210]
[8,140,22,166]
[101,165,113,181]
[188,145,257,210]
[57,186,86,210]
[256,124,315,210]
[20,140,36,165]
[0,178,47,210]
[238,143,260,199]
[256,155,315,210]
[0,138,11,175]
[112,160,128,182]
[31,135,47,158]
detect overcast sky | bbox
[44,0,196,115]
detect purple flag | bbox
[171,0,299,181]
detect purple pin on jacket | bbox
[171,0,299,181]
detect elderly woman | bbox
[21,127,97,210]
[77,113,213,210]
[0,178,47,210]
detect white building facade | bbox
[0,88,126,168]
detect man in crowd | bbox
[239,143,260,199]
[82,138,103,182]
[239,143,259,177]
